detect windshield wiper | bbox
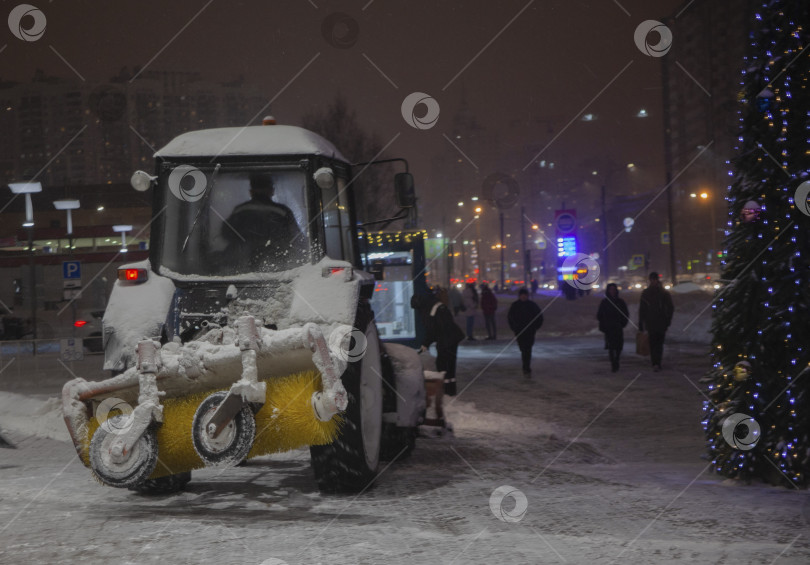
[182,163,221,253]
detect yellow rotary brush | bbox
[81,371,342,480]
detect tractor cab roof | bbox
[155,125,348,162]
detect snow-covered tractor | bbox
[61,124,426,494]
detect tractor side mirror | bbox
[130,170,156,192]
[313,167,335,189]
[394,173,415,208]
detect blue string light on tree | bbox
[756,87,775,112]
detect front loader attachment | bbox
[62,319,349,487]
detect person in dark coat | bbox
[412,292,464,395]
[597,283,629,372]
[507,287,544,378]
[480,283,498,340]
[638,272,674,371]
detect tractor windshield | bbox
[156,166,310,277]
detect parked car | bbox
[73,309,104,353]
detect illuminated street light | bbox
[455,217,462,223]
[700,192,709,199]
[53,199,80,234]
[54,199,80,253]
[9,182,42,227]
[458,201,464,206]
[113,224,133,253]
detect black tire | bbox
[129,471,192,495]
[89,416,159,488]
[192,391,256,466]
[310,308,383,493]
[379,423,416,461]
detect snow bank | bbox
[0,392,68,442]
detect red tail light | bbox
[74,320,88,328]
[321,266,353,280]
[118,268,148,282]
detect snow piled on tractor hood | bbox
[154,125,347,162]
[103,259,176,371]
[156,259,362,327]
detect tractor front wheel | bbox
[89,416,159,488]
[192,391,256,467]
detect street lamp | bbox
[9,181,42,344]
[692,190,717,271]
[53,199,80,252]
[113,224,133,253]
[9,182,42,227]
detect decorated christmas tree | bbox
[703,2,810,486]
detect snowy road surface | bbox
[1,294,809,564]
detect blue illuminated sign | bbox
[556,236,577,258]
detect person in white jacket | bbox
[461,282,479,340]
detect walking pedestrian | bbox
[412,292,465,395]
[638,272,674,371]
[507,287,544,378]
[597,283,629,372]
[480,283,498,340]
[461,282,479,340]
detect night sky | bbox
[2,0,687,239]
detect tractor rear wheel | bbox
[310,310,383,493]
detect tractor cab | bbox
[104,124,414,370]
[140,125,360,276]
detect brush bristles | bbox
[81,371,342,480]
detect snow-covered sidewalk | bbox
[1,333,808,564]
